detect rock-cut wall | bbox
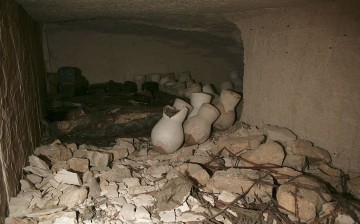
[232,1,360,176]
[0,0,46,221]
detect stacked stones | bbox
[6,123,359,224]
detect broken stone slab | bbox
[217,190,237,204]
[283,154,308,171]
[5,217,37,224]
[286,139,331,163]
[100,168,131,182]
[26,174,42,185]
[54,169,82,186]
[82,171,94,183]
[169,145,197,163]
[28,155,49,170]
[8,196,33,217]
[347,176,360,200]
[166,163,210,186]
[87,150,111,167]
[23,166,52,177]
[88,177,101,199]
[267,167,302,184]
[25,207,66,218]
[73,149,88,158]
[306,161,344,192]
[51,161,70,172]
[215,135,265,156]
[263,124,297,142]
[36,143,72,163]
[159,210,176,222]
[122,177,141,187]
[147,165,173,178]
[132,194,155,207]
[100,182,119,198]
[208,168,274,203]
[155,177,192,211]
[108,138,135,160]
[178,212,205,222]
[240,141,285,167]
[59,186,88,208]
[127,185,156,195]
[276,175,332,222]
[118,203,136,221]
[134,206,152,223]
[67,157,89,173]
[20,180,33,191]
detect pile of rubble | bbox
[5,123,360,224]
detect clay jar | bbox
[173,98,193,117]
[151,106,188,154]
[188,92,212,118]
[134,74,147,92]
[213,89,242,131]
[184,103,220,145]
[148,73,161,83]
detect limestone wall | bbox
[232,1,360,175]
[0,0,46,221]
[43,26,239,88]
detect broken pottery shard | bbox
[155,177,192,211]
[209,168,273,203]
[87,150,110,167]
[283,154,308,171]
[216,135,265,155]
[23,166,52,177]
[67,157,89,173]
[25,207,66,217]
[166,163,210,186]
[54,169,82,186]
[59,186,88,208]
[28,155,49,170]
[286,139,331,163]
[240,141,285,167]
[263,124,297,142]
[347,176,360,200]
[276,175,332,222]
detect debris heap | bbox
[5,123,360,224]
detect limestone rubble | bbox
[5,123,359,224]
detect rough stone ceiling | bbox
[16,0,310,33]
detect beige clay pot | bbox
[184,103,220,145]
[188,92,212,118]
[151,106,189,154]
[173,99,193,117]
[134,74,147,92]
[213,89,242,131]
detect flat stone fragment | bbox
[100,182,119,198]
[54,169,82,186]
[5,217,36,224]
[110,138,135,160]
[8,196,32,217]
[240,141,285,167]
[134,206,151,223]
[268,167,302,184]
[59,186,88,208]
[276,175,332,222]
[88,177,101,199]
[132,194,155,207]
[159,210,176,222]
[101,168,131,182]
[25,207,66,217]
[67,157,89,173]
[178,212,205,222]
[87,151,110,167]
[155,177,192,211]
[23,166,52,177]
[286,140,331,162]
[119,203,136,221]
[283,154,308,171]
[166,163,210,186]
[28,155,49,170]
[51,161,70,172]
[26,174,42,184]
[263,124,297,142]
[347,176,360,200]
[217,190,237,203]
[20,180,33,191]
[215,135,265,155]
[208,168,274,203]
